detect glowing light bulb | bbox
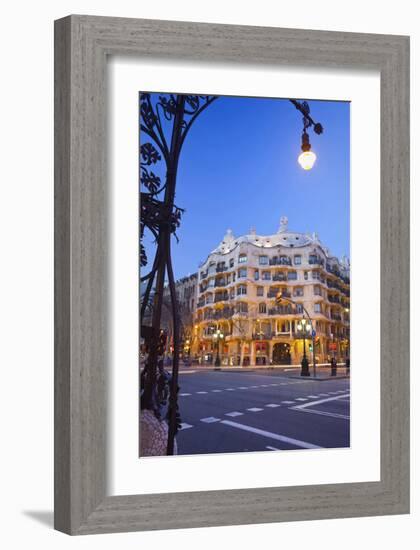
[298,150,317,170]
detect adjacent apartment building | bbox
[188,217,350,366]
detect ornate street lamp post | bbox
[276,291,317,378]
[330,332,337,376]
[213,328,224,369]
[297,318,311,377]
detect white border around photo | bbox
[108,57,380,496]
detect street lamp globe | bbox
[298,150,317,170]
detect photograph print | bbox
[139,92,350,458]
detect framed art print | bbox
[54,15,409,534]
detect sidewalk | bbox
[179,364,350,380]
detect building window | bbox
[312,270,319,280]
[304,271,308,280]
[237,302,248,313]
[279,255,291,265]
[296,304,303,314]
[259,303,267,314]
[237,285,247,296]
[293,287,304,297]
[294,255,302,265]
[256,286,264,297]
[259,255,268,265]
[262,271,271,280]
[314,285,322,296]
[238,267,247,278]
[229,258,234,268]
[278,321,290,332]
[238,254,247,264]
[314,303,321,313]
[287,271,298,281]
[254,270,259,281]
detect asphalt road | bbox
[176,369,350,455]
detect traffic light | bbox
[309,343,313,352]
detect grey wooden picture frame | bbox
[54,14,410,535]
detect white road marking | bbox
[225,411,244,417]
[212,389,222,393]
[281,400,295,404]
[269,383,279,387]
[292,393,350,411]
[260,384,269,387]
[221,420,322,449]
[179,393,191,397]
[266,445,281,451]
[247,407,264,412]
[297,408,350,420]
[200,417,221,423]
[179,423,193,430]
[307,395,320,398]
[225,388,235,391]
[295,398,308,401]
[238,386,248,390]
[196,391,208,394]
[265,403,281,408]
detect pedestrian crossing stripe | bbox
[179,423,193,430]
[200,417,221,423]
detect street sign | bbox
[312,329,316,337]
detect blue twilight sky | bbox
[141,94,350,279]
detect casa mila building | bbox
[190,217,350,366]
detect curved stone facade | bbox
[191,218,350,366]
